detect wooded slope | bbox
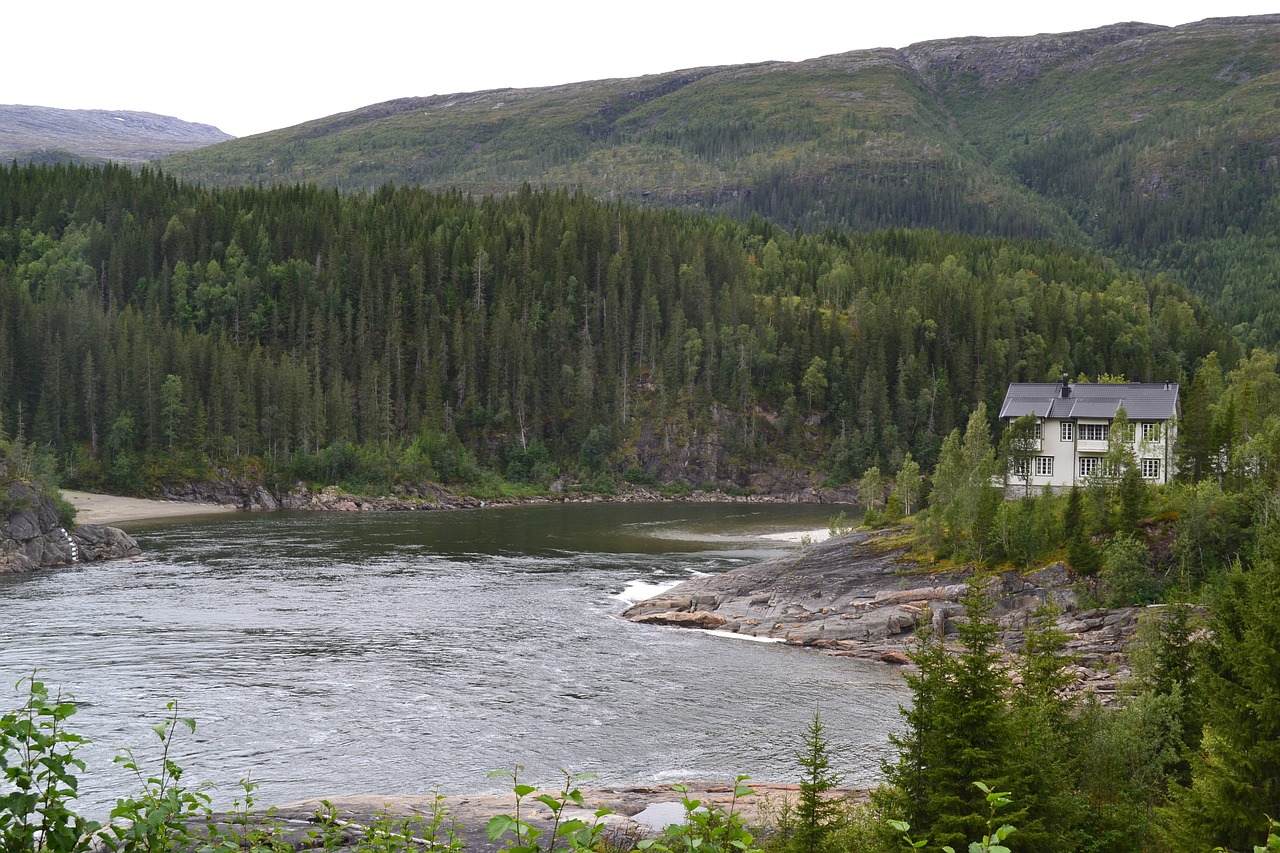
[156,16,1280,345]
[0,165,1232,490]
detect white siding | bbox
[1003,415,1176,489]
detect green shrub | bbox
[1101,534,1159,607]
[102,702,211,852]
[0,676,99,853]
[622,466,658,487]
[638,777,762,853]
[658,481,693,498]
[486,767,611,853]
[506,441,558,487]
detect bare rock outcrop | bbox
[0,480,139,573]
[624,528,1145,700]
[159,467,281,510]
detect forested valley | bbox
[0,162,1232,497]
[6,146,1280,852]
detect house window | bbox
[1013,458,1030,477]
[1141,458,1161,479]
[1035,456,1054,477]
[1079,423,1109,442]
[1079,457,1100,478]
[1140,422,1161,442]
[1061,422,1073,442]
[1032,421,1043,440]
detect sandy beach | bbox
[63,490,237,526]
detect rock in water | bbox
[623,528,1148,699]
[70,524,141,563]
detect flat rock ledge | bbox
[1,481,139,574]
[624,528,1151,702]
[200,783,861,853]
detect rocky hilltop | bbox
[0,104,233,164]
[624,528,1145,700]
[0,480,139,573]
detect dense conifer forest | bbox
[0,163,1234,494]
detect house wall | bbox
[1006,416,1176,492]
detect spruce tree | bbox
[929,586,1016,850]
[877,615,952,842]
[1116,464,1149,535]
[792,710,841,853]
[879,586,1014,851]
[1161,559,1280,852]
[1004,611,1085,853]
[1062,486,1084,539]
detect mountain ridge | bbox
[0,104,233,164]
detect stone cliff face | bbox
[624,528,1145,700]
[900,22,1167,94]
[0,481,139,573]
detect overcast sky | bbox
[8,0,1277,138]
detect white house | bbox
[998,376,1179,490]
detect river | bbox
[0,502,908,817]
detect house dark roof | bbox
[999,382,1179,421]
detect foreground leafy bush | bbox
[0,677,97,853]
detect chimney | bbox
[1060,373,1071,399]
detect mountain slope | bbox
[0,105,233,164]
[911,15,1280,340]
[158,52,1084,242]
[157,15,1280,342]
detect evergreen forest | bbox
[0,163,1233,496]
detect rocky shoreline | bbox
[157,467,858,513]
[623,527,1145,701]
[0,481,139,573]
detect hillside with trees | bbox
[0,163,1232,495]
[156,16,1280,347]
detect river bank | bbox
[69,480,855,525]
[1,482,141,573]
[623,527,1144,701]
[150,465,858,515]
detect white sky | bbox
[7,0,1278,138]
